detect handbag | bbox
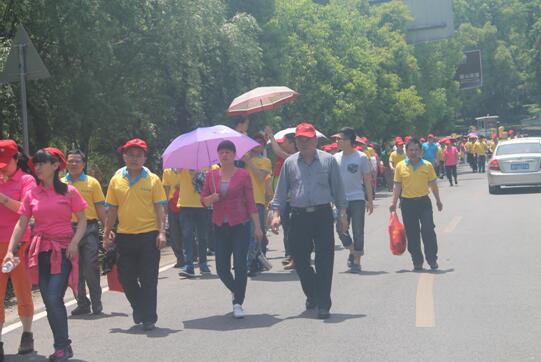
[388,212,407,255]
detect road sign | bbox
[404,0,455,44]
[0,25,50,155]
[0,25,50,82]
[456,50,483,90]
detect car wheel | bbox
[488,185,500,194]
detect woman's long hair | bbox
[15,146,33,175]
[32,149,68,195]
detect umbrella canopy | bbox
[272,127,327,142]
[227,86,299,117]
[162,125,260,170]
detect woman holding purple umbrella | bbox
[201,140,263,319]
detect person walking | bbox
[265,127,297,270]
[176,166,212,278]
[6,147,87,361]
[0,140,35,359]
[102,139,167,331]
[201,140,263,319]
[63,150,106,316]
[465,136,477,172]
[390,139,443,271]
[162,168,184,268]
[271,122,348,319]
[442,140,459,186]
[243,134,272,276]
[334,128,374,273]
[389,138,406,173]
[474,135,488,173]
[421,134,439,173]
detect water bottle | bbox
[2,260,15,273]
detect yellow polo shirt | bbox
[176,169,204,208]
[248,156,272,205]
[364,147,376,158]
[162,168,181,200]
[389,151,406,168]
[465,142,474,153]
[473,141,488,155]
[105,167,167,234]
[62,173,105,222]
[394,159,437,199]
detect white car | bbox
[487,137,541,194]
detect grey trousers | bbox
[74,222,102,309]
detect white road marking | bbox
[444,216,463,233]
[2,263,176,335]
[416,273,435,327]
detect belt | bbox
[400,195,429,201]
[291,203,331,213]
[72,219,98,226]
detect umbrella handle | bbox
[205,141,217,194]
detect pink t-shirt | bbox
[443,146,459,166]
[19,184,87,240]
[0,169,36,243]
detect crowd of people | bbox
[0,121,512,360]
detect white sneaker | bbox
[233,304,244,319]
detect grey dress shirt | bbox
[271,149,347,212]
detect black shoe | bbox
[347,254,354,268]
[71,305,91,316]
[317,308,330,319]
[413,264,424,271]
[18,331,34,354]
[305,299,317,310]
[142,322,155,331]
[429,262,439,270]
[0,341,4,362]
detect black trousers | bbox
[400,196,438,266]
[289,206,335,310]
[445,165,458,185]
[116,231,160,324]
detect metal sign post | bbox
[0,25,50,154]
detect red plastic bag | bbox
[388,212,407,255]
[107,265,124,292]
[168,189,181,213]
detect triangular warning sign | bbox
[0,25,50,83]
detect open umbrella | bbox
[227,86,299,117]
[272,127,327,142]
[162,125,259,171]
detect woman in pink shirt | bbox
[0,140,36,358]
[201,140,262,319]
[442,140,459,186]
[4,148,87,361]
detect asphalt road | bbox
[2,165,541,362]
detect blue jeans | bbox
[337,200,366,256]
[38,251,72,349]
[214,222,250,305]
[247,204,266,268]
[178,207,209,265]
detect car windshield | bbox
[496,142,541,156]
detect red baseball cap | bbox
[29,147,67,171]
[420,137,426,143]
[0,139,18,169]
[295,123,316,138]
[356,136,368,144]
[428,134,435,139]
[404,135,412,142]
[395,137,404,146]
[118,138,148,153]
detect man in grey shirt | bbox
[333,127,373,273]
[271,122,348,319]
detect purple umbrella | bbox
[162,125,260,170]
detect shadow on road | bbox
[183,313,282,331]
[396,268,454,274]
[338,270,388,276]
[250,272,298,282]
[285,310,366,324]
[109,325,181,338]
[69,311,129,321]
